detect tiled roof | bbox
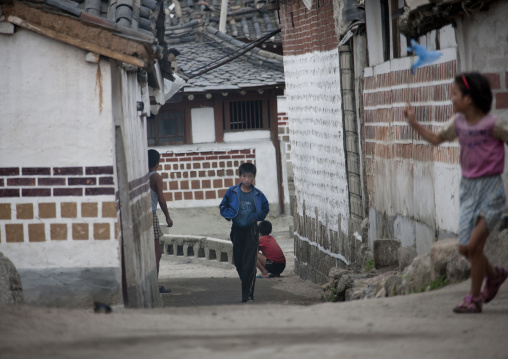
[5,0,174,79]
[45,0,165,38]
[173,26,284,93]
[164,0,281,45]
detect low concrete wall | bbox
[160,234,234,269]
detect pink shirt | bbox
[439,114,506,178]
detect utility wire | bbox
[186,28,281,79]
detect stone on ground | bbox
[374,238,401,269]
[398,246,417,272]
[0,251,24,304]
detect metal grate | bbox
[228,100,263,130]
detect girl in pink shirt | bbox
[404,72,508,313]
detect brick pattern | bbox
[129,174,149,201]
[279,0,337,57]
[0,201,118,243]
[278,112,292,162]
[0,166,115,198]
[363,61,458,160]
[363,60,459,199]
[481,71,508,110]
[158,149,256,202]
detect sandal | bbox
[453,294,482,314]
[481,267,508,303]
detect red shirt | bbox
[259,235,286,264]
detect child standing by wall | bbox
[148,149,174,294]
[404,72,508,313]
[219,163,269,303]
[257,220,286,278]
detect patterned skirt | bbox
[153,211,163,241]
[458,175,506,245]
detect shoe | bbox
[242,296,254,303]
[481,267,508,303]
[453,294,482,314]
[159,286,172,294]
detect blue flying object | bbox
[407,39,442,75]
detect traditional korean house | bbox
[0,0,177,307]
[149,0,287,220]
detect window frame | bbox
[222,93,270,133]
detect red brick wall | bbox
[279,0,337,56]
[159,149,256,203]
[363,60,458,196]
[278,112,292,162]
[484,71,508,110]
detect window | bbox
[147,110,185,145]
[365,0,405,66]
[223,98,270,131]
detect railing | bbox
[160,234,234,268]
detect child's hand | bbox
[403,104,416,123]
[166,217,173,227]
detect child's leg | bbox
[256,253,269,277]
[459,217,494,297]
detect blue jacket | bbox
[219,184,269,222]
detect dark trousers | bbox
[230,223,259,302]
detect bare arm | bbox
[403,104,445,146]
[153,173,173,227]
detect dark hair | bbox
[258,220,272,235]
[454,72,492,114]
[148,149,160,169]
[239,162,256,176]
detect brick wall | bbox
[363,58,463,252]
[278,112,291,163]
[363,61,458,199]
[159,149,256,203]
[484,71,508,110]
[0,165,120,243]
[279,0,337,56]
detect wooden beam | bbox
[8,15,147,68]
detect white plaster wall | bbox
[223,130,270,141]
[3,240,120,269]
[0,30,114,167]
[455,1,508,73]
[0,30,120,277]
[277,96,288,114]
[156,139,279,207]
[191,107,216,143]
[283,49,349,234]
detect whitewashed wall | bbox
[0,30,121,306]
[284,49,349,235]
[0,30,115,167]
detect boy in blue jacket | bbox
[219,162,269,303]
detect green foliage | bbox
[328,288,339,302]
[428,275,449,291]
[364,260,374,272]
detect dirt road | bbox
[2,213,507,359]
[1,280,507,359]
